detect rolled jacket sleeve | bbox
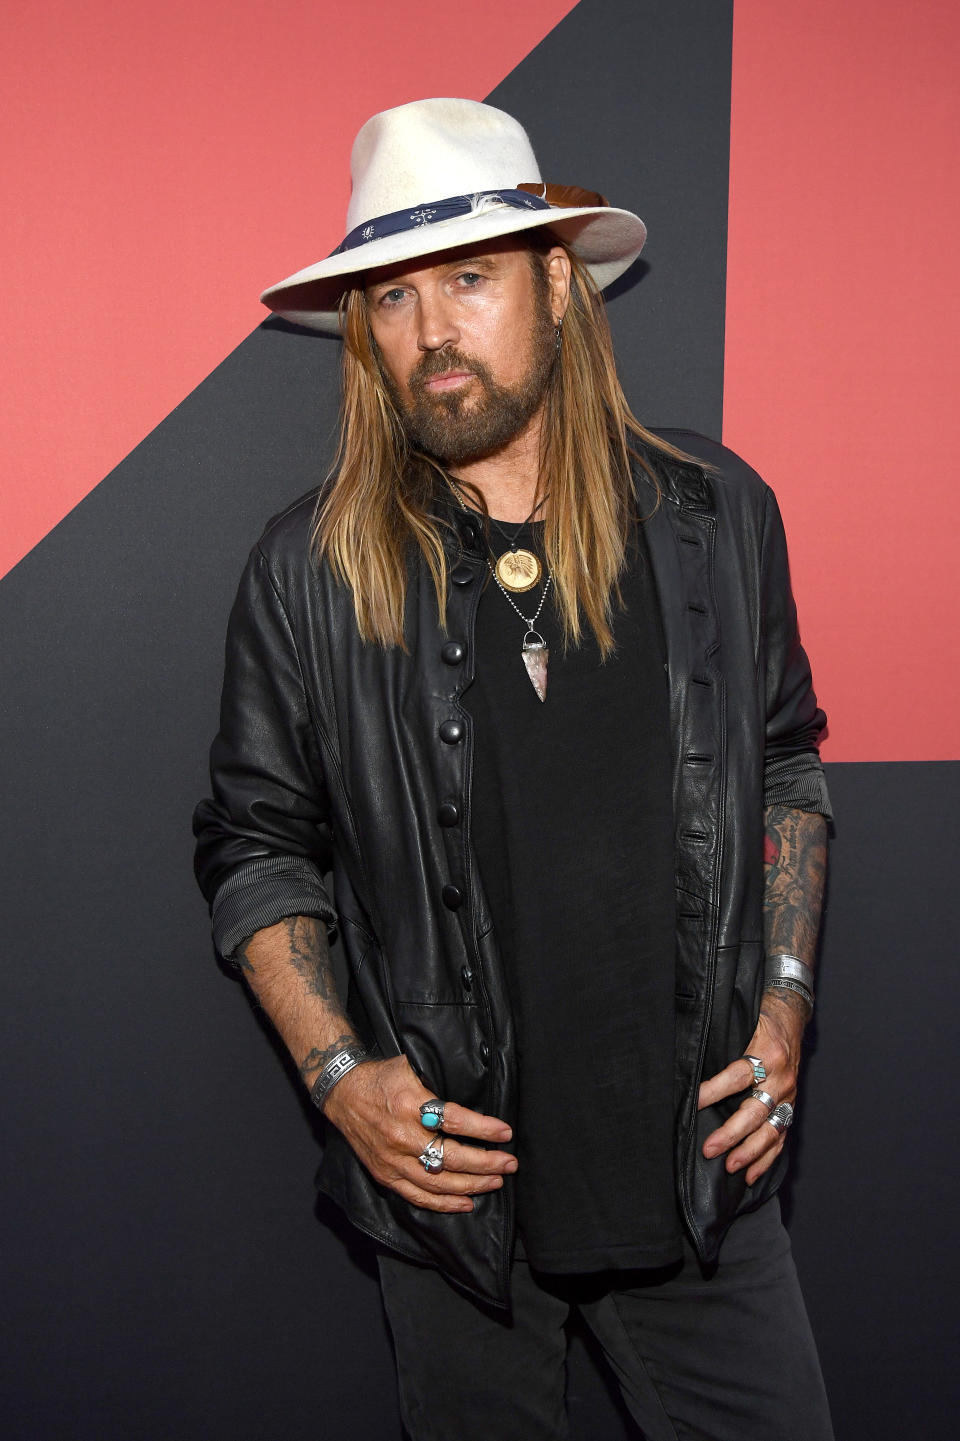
[759,486,833,821]
[193,544,336,963]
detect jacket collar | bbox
[429,443,716,560]
[634,446,715,514]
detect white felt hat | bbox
[260,97,647,333]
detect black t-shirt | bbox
[463,518,682,1272]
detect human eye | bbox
[378,286,408,308]
[457,271,484,287]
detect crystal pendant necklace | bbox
[447,478,553,701]
[490,567,553,702]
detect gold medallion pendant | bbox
[494,548,542,593]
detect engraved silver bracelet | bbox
[310,1044,369,1112]
[765,953,816,992]
[764,977,814,1014]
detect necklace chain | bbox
[486,495,549,551]
[488,563,553,628]
[446,476,553,626]
[444,477,552,702]
[446,476,547,536]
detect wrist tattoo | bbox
[299,1032,359,1079]
[762,986,811,1024]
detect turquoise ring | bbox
[419,1099,445,1130]
[743,1054,767,1086]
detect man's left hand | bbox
[697,990,807,1186]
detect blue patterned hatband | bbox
[331,189,553,257]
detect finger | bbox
[702,1093,780,1158]
[425,1099,512,1142]
[697,1056,763,1110]
[438,1138,518,1176]
[392,1177,477,1213]
[723,1112,788,1175]
[745,1138,787,1186]
[401,1160,506,1197]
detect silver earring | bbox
[554,319,563,356]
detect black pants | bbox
[376,1198,834,1441]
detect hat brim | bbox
[260,204,646,334]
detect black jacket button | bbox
[450,562,475,586]
[442,884,464,909]
[439,718,464,744]
[460,965,473,989]
[441,640,466,665]
[437,802,460,827]
[479,1041,491,1062]
[457,518,481,551]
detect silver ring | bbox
[418,1137,445,1174]
[419,1099,446,1131]
[751,1088,775,1111]
[743,1054,767,1086]
[767,1102,795,1134]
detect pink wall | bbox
[5,0,956,760]
[724,0,960,760]
[1,0,576,579]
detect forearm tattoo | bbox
[763,804,827,969]
[235,916,357,1078]
[234,916,337,997]
[280,915,339,1000]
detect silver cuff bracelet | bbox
[765,953,815,992]
[310,1044,369,1111]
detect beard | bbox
[377,285,557,466]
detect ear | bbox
[544,246,572,325]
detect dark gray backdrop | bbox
[3,3,957,1436]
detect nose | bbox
[416,286,459,353]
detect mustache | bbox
[410,349,492,390]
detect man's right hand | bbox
[323,1054,517,1213]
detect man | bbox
[194,98,834,1439]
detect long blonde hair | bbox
[313,240,697,655]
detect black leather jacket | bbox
[194,430,830,1308]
